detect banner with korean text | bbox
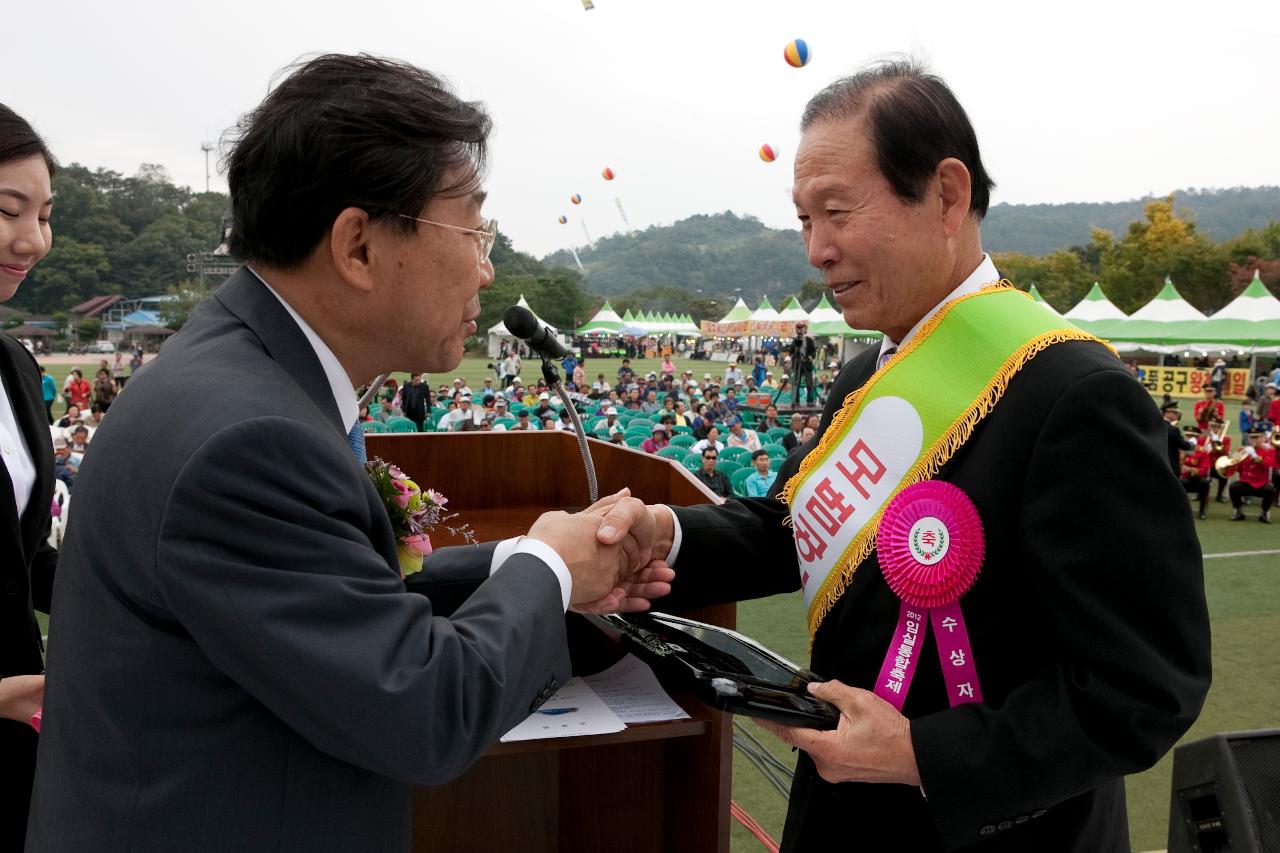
[1140,367,1250,401]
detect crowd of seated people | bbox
[358,363,815,497]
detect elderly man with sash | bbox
[637,60,1210,852]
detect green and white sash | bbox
[778,283,1109,639]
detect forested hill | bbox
[982,186,1280,255]
[543,212,813,303]
[542,187,1280,302]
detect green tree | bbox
[160,279,213,331]
[991,249,1091,312]
[113,213,204,296]
[76,317,103,341]
[21,237,111,312]
[1091,198,1230,313]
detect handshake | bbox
[527,489,677,614]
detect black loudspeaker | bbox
[1168,728,1280,853]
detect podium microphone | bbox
[503,306,569,360]
[503,304,598,503]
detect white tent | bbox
[487,294,560,358]
[749,297,783,324]
[776,296,811,325]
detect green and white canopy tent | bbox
[573,300,625,335]
[1027,284,1063,316]
[790,292,883,365]
[716,298,754,325]
[1180,272,1280,352]
[806,294,847,336]
[776,296,811,326]
[676,314,701,336]
[1063,282,1127,336]
[749,296,783,325]
[1090,276,1206,350]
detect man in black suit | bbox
[634,60,1209,852]
[28,55,667,853]
[400,372,429,431]
[1162,402,1195,473]
[691,446,731,498]
[780,412,805,452]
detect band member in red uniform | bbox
[1228,427,1277,523]
[1204,415,1232,503]
[1180,426,1212,520]
[1194,385,1224,431]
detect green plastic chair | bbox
[360,420,386,434]
[494,417,517,429]
[720,446,748,462]
[730,467,754,497]
[673,425,693,435]
[764,443,788,459]
[769,456,784,472]
[767,427,791,442]
[669,434,695,448]
[715,459,743,476]
[657,446,686,460]
[681,453,703,472]
[367,403,382,417]
[386,416,418,433]
[625,434,648,448]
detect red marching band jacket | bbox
[1237,446,1278,489]
[1182,445,1212,479]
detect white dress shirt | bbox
[0,377,37,520]
[251,268,574,610]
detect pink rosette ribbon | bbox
[873,481,985,711]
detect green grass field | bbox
[37,353,1278,852]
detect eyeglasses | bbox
[704,454,718,460]
[398,214,498,262]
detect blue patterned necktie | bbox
[878,346,898,370]
[347,422,367,464]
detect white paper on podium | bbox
[499,677,626,742]
[582,653,691,724]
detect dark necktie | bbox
[347,422,367,464]
[878,346,898,370]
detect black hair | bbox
[752,449,770,460]
[800,58,994,219]
[225,53,491,268]
[0,104,57,176]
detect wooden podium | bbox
[365,431,733,853]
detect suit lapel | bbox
[0,335,54,563]
[213,268,346,436]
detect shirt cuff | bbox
[490,536,572,612]
[661,505,684,566]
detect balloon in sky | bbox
[558,215,568,224]
[758,144,778,163]
[783,39,811,68]
[571,193,582,204]
[601,166,615,180]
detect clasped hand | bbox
[527,489,675,613]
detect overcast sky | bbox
[9,0,1277,259]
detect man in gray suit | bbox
[27,54,669,853]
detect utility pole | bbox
[200,141,215,193]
